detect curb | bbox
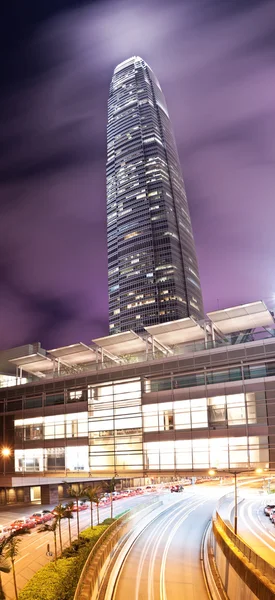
[201,519,229,600]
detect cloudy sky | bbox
[0,0,274,350]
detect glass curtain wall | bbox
[88,378,143,472]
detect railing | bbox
[2,329,275,388]
[74,497,160,600]
[215,510,275,584]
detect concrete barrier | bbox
[74,498,161,600]
[209,510,275,600]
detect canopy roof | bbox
[9,353,53,376]
[48,343,96,365]
[207,301,274,334]
[93,330,147,356]
[145,317,205,346]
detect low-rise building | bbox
[0,301,274,504]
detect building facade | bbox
[107,56,204,334]
[1,302,275,503]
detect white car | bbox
[0,524,12,542]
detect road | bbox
[0,493,162,600]
[110,490,218,600]
[234,495,275,566]
[0,483,227,599]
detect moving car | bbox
[170,485,184,493]
[264,504,275,516]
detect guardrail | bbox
[215,510,275,584]
[74,497,160,600]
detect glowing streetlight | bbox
[2,448,10,458]
[208,466,266,535]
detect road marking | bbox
[239,501,275,553]
[15,553,29,564]
[35,541,49,549]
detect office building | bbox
[0,301,275,504]
[107,56,204,334]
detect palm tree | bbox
[67,486,83,538]
[82,485,102,529]
[4,530,31,600]
[94,493,101,525]
[53,504,66,554]
[0,540,10,600]
[103,477,117,520]
[64,502,74,546]
[38,518,58,560]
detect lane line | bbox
[160,498,208,600]
[239,500,275,554]
[15,553,29,564]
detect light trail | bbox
[239,500,275,554]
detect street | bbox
[112,491,215,600]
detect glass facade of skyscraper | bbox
[107,56,204,334]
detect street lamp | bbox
[208,467,264,535]
[1,447,11,476]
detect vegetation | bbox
[0,540,10,600]
[18,558,77,600]
[1,529,31,600]
[18,524,111,600]
[38,519,58,560]
[64,503,74,546]
[82,485,103,527]
[102,477,119,519]
[66,486,83,538]
[53,504,67,554]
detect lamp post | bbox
[209,467,263,535]
[2,447,11,476]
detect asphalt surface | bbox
[3,482,271,599]
[110,490,220,600]
[0,492,161,600]
[233,495,275,566]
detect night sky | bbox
[1,0,275,351]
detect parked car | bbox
[72,502,88,512]
[264,504,275,516]
[31,512,52,524]
[10,518,36,532]
[52,505,67,515]
[0,524,12,542]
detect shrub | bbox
[19,524,109,600]
[19,557,77,600]
[80,524,108,541]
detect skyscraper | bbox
[107,56,204,334]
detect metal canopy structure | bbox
[145,317,205,346]
[93,330,148,356]
[9,353,53,377]
[207,301,275,335]
[48,343,97,366]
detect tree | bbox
[53,504,67,554]
[82,485,102,529]
[64,502,74,546]
[102,477,118,520]
[38,519,58,560]
[0,539,10,600]
[4,530,31,600]
[66,486,84,538]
